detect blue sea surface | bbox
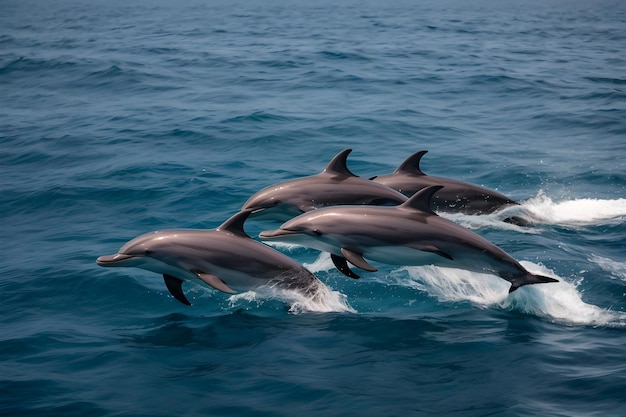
[2,0,626,415]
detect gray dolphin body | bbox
[260,186,558,293]
[242,149,408,221]
[372,150,518,215]
[97,210,321,305]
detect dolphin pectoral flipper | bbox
[331,254,360,279]
[163,274,192,306]
[340,248,378,272]
[196,272,237,294]
[409,244,454,260]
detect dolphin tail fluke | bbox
[508,273,559,293]
[163,274,192,306]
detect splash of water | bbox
[263,241,303,252]
[397,261,625,327]
[516,191,626,227]
[303,252,335,274]
[441,211,539,233]
[521,191,626,227]
[443,191,626,230]
[227,280,355,314]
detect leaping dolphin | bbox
[259,186,558,293]
[242,149,408,221]
[96,210,323,305]
[372,150,518,215]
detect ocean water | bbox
[2,0,626,415]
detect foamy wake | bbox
[397,261,626,327]
[442,191,626,230]
[520,191,626,227]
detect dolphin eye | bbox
[144,250,154,255]
[312,229,323,237]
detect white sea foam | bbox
[303,252,335,274]
[263,241,305,252]
[441,211,539,233]
[282,283,356,314]
[227,279,355,314]
[398,261,625,327]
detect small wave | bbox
[468,74,521,85]
[319,50,371,61]
[397,261,625,327]
[585,76,626,85]
[220,111,291,124]
[1,56,75,71]
[589,254,626,281]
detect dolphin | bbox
[242,149,408,221]
[259,186,558,293]
[372,150,518,215]
[96,210,322,305]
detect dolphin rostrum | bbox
[242,149,408,221]
[97,210,322,305]
[372,150,518,215]
[259,186,558,293]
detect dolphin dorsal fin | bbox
[399,185,443,215]
[322,149,358,178]
[216,210,251,238]
[394,150,428,175]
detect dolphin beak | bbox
[96,253,135,266]
[259,229,298,239]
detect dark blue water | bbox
[2,0,626,415]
